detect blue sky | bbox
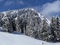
[0,0,56,11]
[0,0,60,19]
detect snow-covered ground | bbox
[0,32,60,45]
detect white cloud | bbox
[40,0,60,19]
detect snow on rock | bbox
[46,18,50,24]
[0,32,60,45]
[2,12,6,16]
[15,17,18,20]
[11,10,18,14]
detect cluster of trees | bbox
[0,8,60,42]
[39,16,60,42]
[50,17,60,42]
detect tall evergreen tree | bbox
[50,17,56,41]
[50,16,60,41]
[39,17,50,41]
[55,17,60,41]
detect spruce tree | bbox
[50,16,60,41]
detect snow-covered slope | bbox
[0,32,60,45]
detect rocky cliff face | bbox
[0,8,60,42]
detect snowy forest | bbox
[0,8,60,42]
